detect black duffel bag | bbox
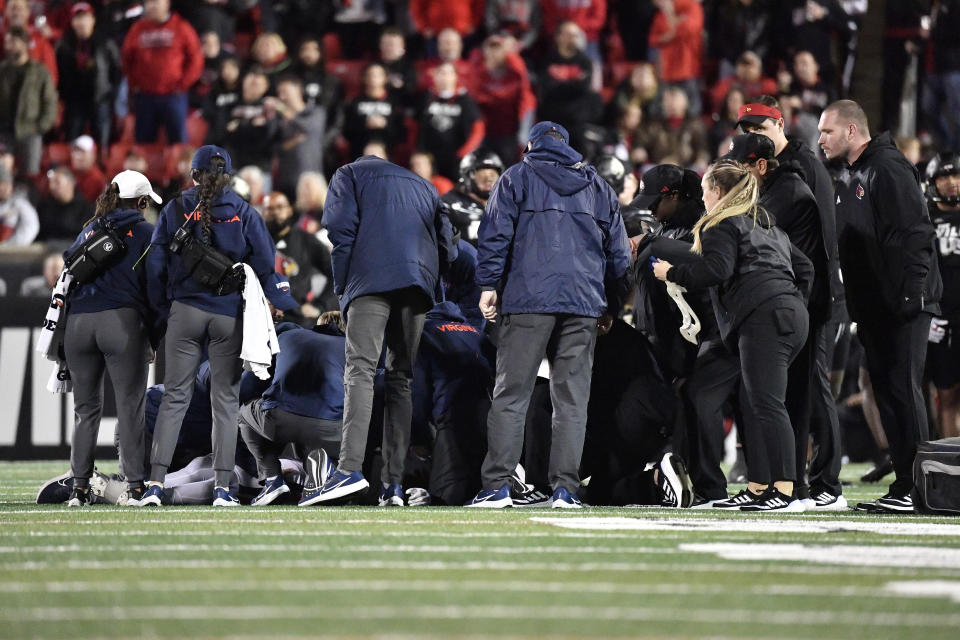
[913,437,960,515]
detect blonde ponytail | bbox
[691,160,770,253]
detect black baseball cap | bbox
[632,164,684,210]
[722,133,776,163]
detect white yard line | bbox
[0,543,681,555]
[681,542,960,570]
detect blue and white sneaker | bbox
[465,485,513,508]
[551,487,582,509]
[251,475,290,506]
[212,486,240,507]
[299,470,369,506]
[36,472,73,504]
[378,482,405,506]
[138,484,165,507]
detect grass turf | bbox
[1,461,960,639]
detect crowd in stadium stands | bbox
[9,1,960,510]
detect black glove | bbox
[898,284,924,322]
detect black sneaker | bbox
[66,487,90,508]
[120,484,146,507]
[512,487,552,508]
[739,488,805,512]
[712,488,762,510]
[875,491,914,513]
[860,455,894,483]
[656,452,693,508]
[809,488,848,511]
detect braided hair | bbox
[691,159,770,254]
[190,155,230,243]
[85,181,142,227]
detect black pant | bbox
[738,295,809,484]
[808,320,844,494]
[682,340,740,500]
[857,315,932,495]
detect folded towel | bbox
[239,264,279,379]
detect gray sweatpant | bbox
[65,308,151,486]
[239,399,342,479]
[149,301,243,487]
[339,288,431,484]
[480,314,597,493]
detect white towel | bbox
[36,270,74,393]
[239,264,279,380]
[666,281,702,345]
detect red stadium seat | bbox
[327,60,366,101]
[186,112,209,148]
[323,33,342,61]
[42,142,71,170]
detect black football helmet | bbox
[459,148,504,199]
[594,154,629,194]
[926,152,960,205]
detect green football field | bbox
[2,461,960,640]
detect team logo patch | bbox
[856,184,865,199]
[639,180,645,191]
[102,242,114,252]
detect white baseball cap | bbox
[72,135,95,152]
[112,170,162,204]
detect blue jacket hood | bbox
[523,138,593,196]
[426,300,467,323]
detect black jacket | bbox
[777,138,845,320]
[668,213,814,345]
[932,0,960,73]
[55,31,121,105]
[759,164,830,321]
[835,132,942,324]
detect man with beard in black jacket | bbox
[725,132,845,510]
[819,100,943,513]
[630,164,738,505]
[738,96,847,508]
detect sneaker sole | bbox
[378,495,405,507]
[513,500,552,508]
[551,500,583,509]
[212,498,241,507]
[812,495,849,511]
[875,501,914,513]
[740,501,806,513]
[465,498,513,508]
[138,497,162,507]
[661,454,694,509]
[299,478,370,506]
[252,484,291,507]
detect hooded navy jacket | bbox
[475,135,633,317]
[146,186,297,318]
[443,239,485,331]
[322,156,458,312]
[64,208,154,320]
[260,322,346,422]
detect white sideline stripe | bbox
[531,516,960,537]
[681,543,960,570]
[0,544,681,555]
[3,604,960,627]
[884,580,960,603]
[11,530,645,541]
[2,557,956,577]
[0,578,890,600]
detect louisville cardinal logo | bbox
[856,184,865,199]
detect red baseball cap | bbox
[736,103,783,128]
[71,2,94,16]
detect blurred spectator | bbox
[36,167,92,242]
[292,36,343,119]
[378,27,417,108]
[922,0,960,152]
[773,0,851,89]
[160,144,195,200]
[1,0,58,84]
[636,85,708,168]
[343,63,406,160]
[0,25,57,177]
[607,62,661,125]
[649,0,704,116]
[706,0,774,76]
[542,0,606,62]
[333,0,387,60]
[410,150,455,195]
[537,21,603,151]
[881,1,924,134]
[782,50,834,117]
[896,136,923,168]
[97,0,147,47]
[69,135,106,203]
[238,165,267,209]
[56,3,121,152]
[294,170,327,234]
[122,0,203,143]
[273,0,335,50]
[268,75,326,198]
[202,55,241,146]
[708,87,747,158]
[19,253,64,297]
[605,100,643,163]
[251,32,292,89]
[484,0,542,54]
[708,50,778,115]
[417,62,484,180]
[223,67,277,173]
[189,30,226,109]
[420,28,473,91]
[123,149,149,174]
[411,0,483,41]
[362,139,390,159]
[470,33,536,166]
[0,164,38,245]
[261,190,337,321]
[174,0,246,44]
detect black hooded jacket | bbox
[835,132,942,324]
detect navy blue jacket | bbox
[260,322,346,422]
[147,186,297,318]
[322,156,458,312]
[64,208,154,319]
[443,239,485,330]
[475,137,633,317]
[413,302,495,432]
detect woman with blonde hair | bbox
[653,159,814,512]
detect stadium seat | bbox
[118,114,136,145]
[323,33,342,61]
[186,112,209,148]
[42,143,71,170]
[327,60,366,101]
